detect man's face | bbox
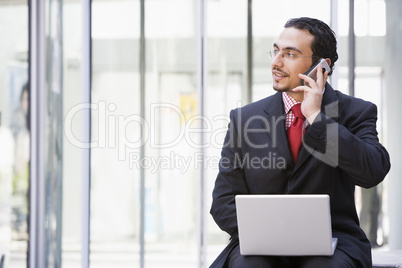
[271,27,315,95]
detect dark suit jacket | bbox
[210,84,390,268]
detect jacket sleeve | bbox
[303,101,390,188]
[210,109,250,237]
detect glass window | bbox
[335,0,350,95]
[355,0,386,36]
[252,0,331,101]
[0,2,29,267]
[62,0,85,266]
[90,0,141,267]
[144,1,198,266]
[354,0,387,249]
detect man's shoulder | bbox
[334,89,377,110]
[233,92,281,116]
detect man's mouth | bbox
[272,69,288,80]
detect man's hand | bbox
[293,64,328,124]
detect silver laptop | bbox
[235,194,338,256]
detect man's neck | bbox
[286,90,304,102]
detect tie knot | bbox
[291,103,305,119]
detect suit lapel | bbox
[263,92,293,164]
[259,85,340,171]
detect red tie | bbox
[287,103,305,163]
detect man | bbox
[210,17,390,268]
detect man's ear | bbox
[325,58,331,68]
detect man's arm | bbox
[303,102,390,188]
[210,109,250,237]
[295,66,390,187]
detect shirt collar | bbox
[282,92,300,115]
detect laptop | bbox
[235,194,338,256]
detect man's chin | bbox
[273,85,289,92]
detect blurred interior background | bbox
[0,0,401,267]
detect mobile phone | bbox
[301,58,331,86]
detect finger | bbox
[316,64,328,89]
[298,73,317,88]
[292,85,311,93]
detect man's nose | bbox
[271,52,284,68]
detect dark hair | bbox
[284,17,338,75]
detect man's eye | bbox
[286,52,295,57]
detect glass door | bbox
[0,1,29,268]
